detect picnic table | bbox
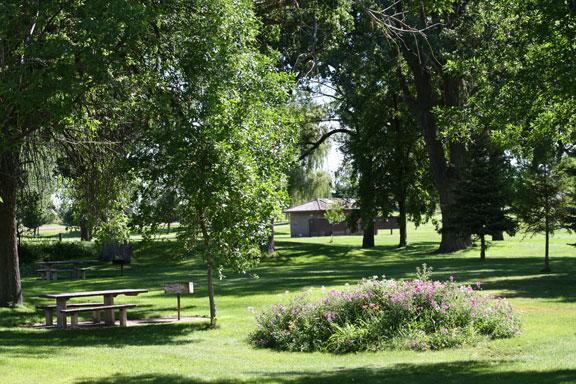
[36,260,98,280]
[37,288,148,328]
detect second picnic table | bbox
[36,259,98,280]
[37,288,148,328]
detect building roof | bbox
[284,198,357,213]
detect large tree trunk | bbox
[398,40,470,253]
[80,218,92,241]
[0,150,23,307]
[398,194,407,248]
[419,77,470,252]
[362,221,375,248]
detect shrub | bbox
[18,242,97,265]
[250,273,520,353]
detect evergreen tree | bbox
[450,135,517,261]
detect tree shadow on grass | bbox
[214,250,576,302]
[0,322,210,357]
[74,361,576,384]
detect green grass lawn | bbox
[1,222,576,384]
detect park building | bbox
[284,198,398,238]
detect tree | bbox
[449,134,517,260]
[0,2,161,306]
[287,96,333,206]
[18,190,55,237]
[515,139,569,272]
[324,201,346,243]
[258,0,516,252]
[134,0,295,326]
[562,154,576,233]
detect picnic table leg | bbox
[56,298,68,328]
[103,295,115,326]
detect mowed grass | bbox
[1,222,576,384]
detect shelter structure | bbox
[285,198,398,237]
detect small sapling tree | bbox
[325,201,346,243]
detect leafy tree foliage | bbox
[0,1,159,305]
[18,190,55,237]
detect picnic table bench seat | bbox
[37,289,147,328]
[36,267,90,280]
[60,304,137,327]
[37,268,75,280]
[36,302,104,326]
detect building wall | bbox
[289,212,325,237]
[289,211,374,237]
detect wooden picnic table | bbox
[36,260,98,280]
[37,288,148,328]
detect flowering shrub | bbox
[249,273,520,353]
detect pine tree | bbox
[449,135,517,261]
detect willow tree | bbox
[135,0,295,326]
[0,1,158,306]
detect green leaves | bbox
[135,0,296,274]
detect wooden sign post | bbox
[164,282,194,320]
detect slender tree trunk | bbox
[544,215,551,272]
[199,212,217,326]
[362,221,375,248]
[491,231,504,241]
[267,218,275,255]
[543,175,551,272]
[0,150,23,307]
[480,234,486,261]
[167,222,171,234]
[207,262,217,326]
[398,195,407,248]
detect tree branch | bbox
[299,128,354,161]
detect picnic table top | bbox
[37,289,148,299]
[36,260,99,266]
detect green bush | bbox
[18,241,97,265]
[250,273,521,353]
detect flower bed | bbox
[250,273,520,353]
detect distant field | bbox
[1,221,575,384]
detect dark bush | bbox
[18,241,97,265]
